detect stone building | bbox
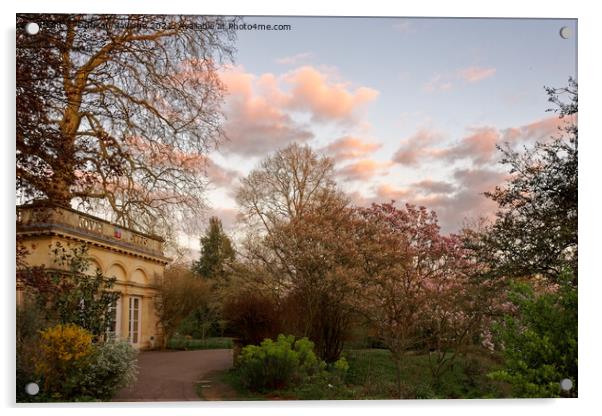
[16,203,170,349]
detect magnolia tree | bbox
[353,203,489,395]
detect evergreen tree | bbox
[193,217,235,280]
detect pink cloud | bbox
[392,129,445,165]
[283,66,379,123]
[423,74,454,93]
[423,66,496,93]
[337,159,392,181]
[204,158,241,188]
[374,184,413,201]
[440,127,501,166]
[219,66,313,156]
[411,179,456,194]
[349,166,509,233]
[458,66,497,83]
[218,65,379,155]
[393,114,569,168]
[321,136,382,160]
[502,115,570,142]
[275,52,313,65]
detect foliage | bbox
[177,305,224,339]
[75,340,138,401]
[222,290,281,346]
[353,202,488,396]
[16,14,237,237]
[167,336,233,350]
[155,264,211,349]
[478,79,578,284]
[263,192,360,362]
[345,349,508,399]
[237,334,326,391]
[16,245,136,402]
[16,301,52,402]
[34,324,94,397]
[23,325,138,402]
[221,348,507,400]
[18,242,119,338]
[489,270,577,397]
[475,79,578,398]
[193,216,235,280]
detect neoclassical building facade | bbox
[16,203,170,349]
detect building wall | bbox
[18,233,166,350]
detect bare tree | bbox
[236,143,337,235]
[16,14,238,237]
[235,144,356,361]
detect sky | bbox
[190,16,577,249]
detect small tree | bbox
[261,193,360,362]
[192,216,235,280]
[154,264,210,349]
[18,242,119,338]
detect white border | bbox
[2,1,600,416]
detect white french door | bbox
[107,296,121,339]
[128,296,142,346]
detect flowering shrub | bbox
[29,324,138,401]
[35,323,93,396]
[237,334,325,391]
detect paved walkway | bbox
[113,349,233,402]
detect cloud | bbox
[283,66,379,123]
[440,127,501,166]
[393,114,567,168]
[205,206,240,233]
[411,179,456,194]
[219,65,379,156]
[275,52,313,65]
[392,129,445,165]
[423,74,454,93]
[502,115,569,142]
[219,66,314,156]
[348,166,509,234]
[374,184,413,201]
[321,136,382,160]
[204,157,242,188]
[423,66,496,92]
[457,66,497,83]
[337,159,392,181]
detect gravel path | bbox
[112,349,233,402]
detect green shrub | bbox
[76,340,138,400]
[22,324,137,402]
[488,271,577,398]
[237,334,325,391]
[168,336,233,350]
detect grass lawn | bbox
[210,348,510,400]
[167,336,233,350]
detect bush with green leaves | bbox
[75,340,138,400]
[488,271,577,397]
[237,334,326,391]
